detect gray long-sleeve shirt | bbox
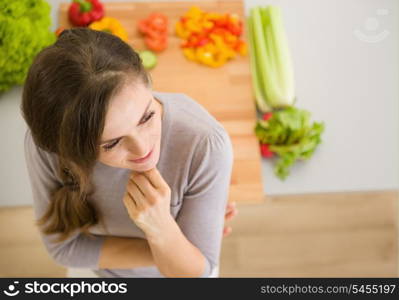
[23,90,234,278]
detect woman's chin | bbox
[126,156,158,171]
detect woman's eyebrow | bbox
[100,98,153,145]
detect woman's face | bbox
[98,81,163,172]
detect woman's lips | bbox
[129,148,153,163]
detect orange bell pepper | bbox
[176,6,247,67]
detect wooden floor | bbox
[0,190,398,277]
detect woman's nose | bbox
[125,137,149,157]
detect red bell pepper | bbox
[68,0,104,27]
[226,21,243,36]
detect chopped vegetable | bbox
[175,6,247,67]
[139,50,158,70]
[89,17,128,42]
[254,106,325,180]
[144,35,167,52]
[138,13,168,52]
[68,0,104,27]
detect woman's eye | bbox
[103,139,120,151]
[141,110,155,124]
[102,110,156,152]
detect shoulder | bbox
[157,91,229,144]
[184,120,234,195]
[24,128,61,181]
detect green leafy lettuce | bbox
[254,106,325,180]
[0,0,56,93]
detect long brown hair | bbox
[20,28,151,243]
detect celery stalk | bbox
[247,14,273,113]
[249,6,295,109]
[251,7,277,111]
[264,6,295,107]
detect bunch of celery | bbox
[248,5,325,180]
[248,5,295,111]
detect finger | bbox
[127,181,146,209]
[226,201,236,212]
[141,167,166,190]
[225,207,238,217]
[226,204,234,214]
[225,211,236,221]
[223,226,232,237]
[123,191,137,213]
[130,174,154,197]
[225,211,237,221]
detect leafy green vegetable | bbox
[0,0,56,93]
[248,4,325,180]
[255,107,325,180]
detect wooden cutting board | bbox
[59,0,265,204]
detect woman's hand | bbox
[123,167,238,239]
[223,201,238,238]
[123,167,173,238]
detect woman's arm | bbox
[98,201,236,272]
[146,216,207,278]
[98,236,155,269]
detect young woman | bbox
[21,28,237,278]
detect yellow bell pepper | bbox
[175,21,190,39]
[202,21,214,30]
[182,48,196,61]
[194,43,233,68]
[185,19,202,33]
[185,6,202,20]
[225,32,238,44]
[89,17,128,42]
[198,51,214,65]
[176,6,247,67]
[203,12,222,21]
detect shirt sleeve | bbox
[23,129,106,269]
[175,128,234,277]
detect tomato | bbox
[149,14,168,32]
[145,36,168,52]
[138,13,169,52]
[146,27,167,40]
[138,19,149,34]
